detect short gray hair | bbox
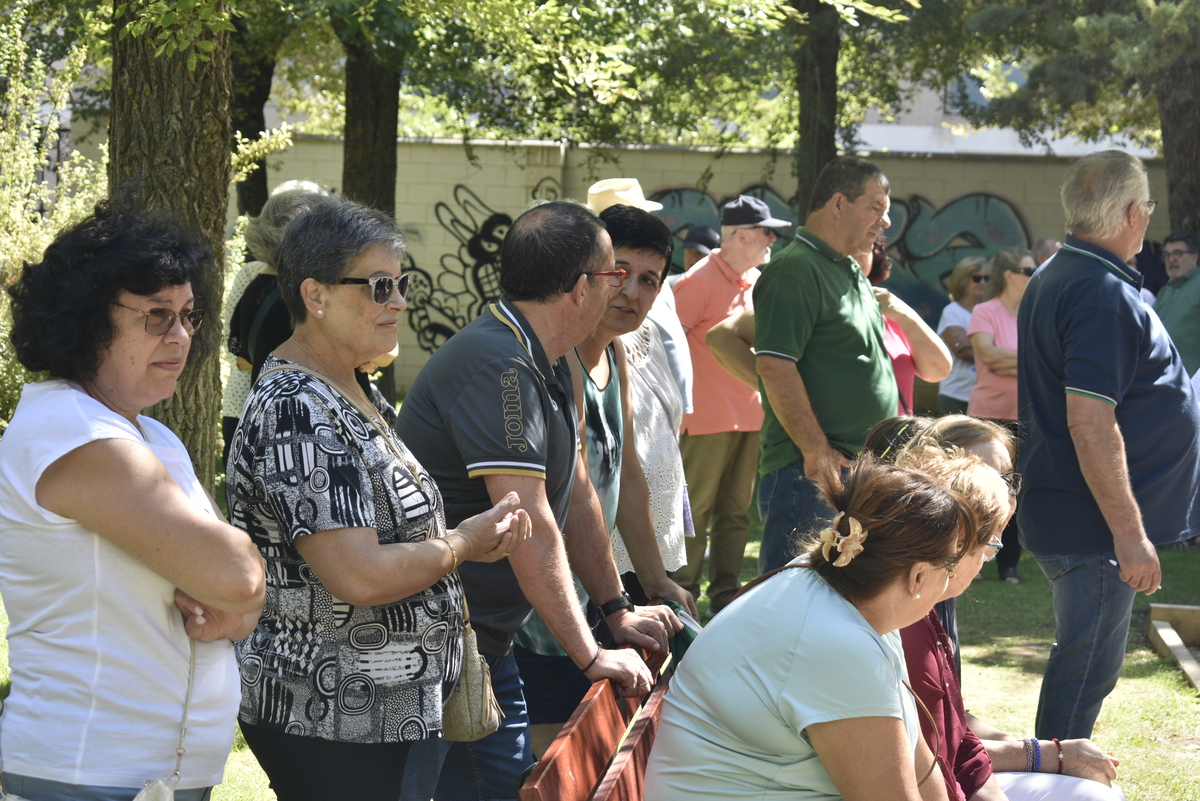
[1061,151,1148,239]
[243,182,329,267]
[275,195,406,324]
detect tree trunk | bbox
[340,34,401,219]
[1155,57,1200,234]
[109,1,232,490]
[792,0,840,218]
[231,13,289,217]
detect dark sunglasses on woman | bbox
[336,273,411,304]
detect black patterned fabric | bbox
[228,356,463,744]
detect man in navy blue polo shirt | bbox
[397,201,677,801]
[1019,150,1200,740]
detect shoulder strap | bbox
[247,284,282,365]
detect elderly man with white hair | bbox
[1018,150,1200,741]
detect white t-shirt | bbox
[0,381,240,789]
[936,301,977,402]
[645,564,919,799]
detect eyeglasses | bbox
[1164,248,1196,261]
[587,268,628,287]
[335,273,410,304]
[113,302,206,335]
[982,537,1005,562]
[1007,267,1035,277]
[1142,199,1159,215]
[971,274,990,283]
[1002,471,1023,497]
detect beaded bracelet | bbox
[1052,738,1065,774]
[1032,737,1043,772]
[1023,739,1035,773]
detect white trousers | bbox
[995,772,1126,801]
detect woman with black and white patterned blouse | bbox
[226,195,530,800]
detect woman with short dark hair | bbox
[0,198,266,800]
[227,194,531,799]
[646,453,990,800]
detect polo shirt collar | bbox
[1061,235,1144,290]
[1170,268,1198,288]
[490,296,555,380]
[794,227,859,274]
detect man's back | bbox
[1018,237,1200,551]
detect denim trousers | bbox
[400,650,533,801]
[757,456,836,574]
[1032,550,1137,740]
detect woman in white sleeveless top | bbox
[0,199,266,801]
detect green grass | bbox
[2,535,1196,799]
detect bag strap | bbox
[903,678,943,788]
[168,638,196,786]
[246,284,282,367]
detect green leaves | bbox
[115,0,235,70]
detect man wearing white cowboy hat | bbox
[587,178,664,213]
[673,195,790,615]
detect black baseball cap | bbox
[721,195,791,227]
[682,224,721,254]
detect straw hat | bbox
[586,178,663,213]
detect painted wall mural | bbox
[405,179,561,352]
[403,178,1030,351]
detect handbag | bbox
[442,594,503,742]
[1,639,195,801]
[256,364,503,743]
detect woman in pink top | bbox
[967,246,1034,582]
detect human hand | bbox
[645,578,700,620]
[803,441,851,483]
[1059,738,1119,785]
[583,647,654,697]
[1113,535,1161,594]
[873,286,896,316]
[450,492,532,563]
[175,589,259,642]
[606,605,680,655]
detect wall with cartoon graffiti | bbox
[265,138,1170,391]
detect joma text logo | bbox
[501,368,527,451]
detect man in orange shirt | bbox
[672,196,790,614]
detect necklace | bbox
[291,337,385,426]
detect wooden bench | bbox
[519,673,669,801]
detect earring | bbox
[915,592,921,600]
[316,309,324,317]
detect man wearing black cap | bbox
[673,195,791,614]
[681,224,721,271]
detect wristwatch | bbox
[598,592,634,619]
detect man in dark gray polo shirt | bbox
[397,201,674,801]
[1019,150,1200,740]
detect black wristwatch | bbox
[598,592,634,619]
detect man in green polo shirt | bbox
[1154,230,1200,375]
[754,156,898,572]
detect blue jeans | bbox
[400,650,534,801]
[758,457,836,573]
[1033,551,1137,740]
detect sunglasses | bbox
[335,273,410,304]
[982,537,1005,562]
[971,274,990,283]
[1007,267,1035,277]
[1003,471,1023,497]
[113,302,206,336]
[587,268,628,287]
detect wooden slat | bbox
[590,679,668,801]
[519,679,639,801]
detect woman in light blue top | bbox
[646,453,984,801]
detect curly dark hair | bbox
[7,197,212,382]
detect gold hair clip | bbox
[819,512,868,567]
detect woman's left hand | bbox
[645,578,700,620]
[450,492,533,563]
[1060,738,1119,785]
[175,589,260,642]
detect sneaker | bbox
[1001,567,1021,584]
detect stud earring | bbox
[915,592,921,600]
[316,309,324,317]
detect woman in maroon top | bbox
[897,423,1125,801]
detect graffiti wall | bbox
[258,137,1169,389]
